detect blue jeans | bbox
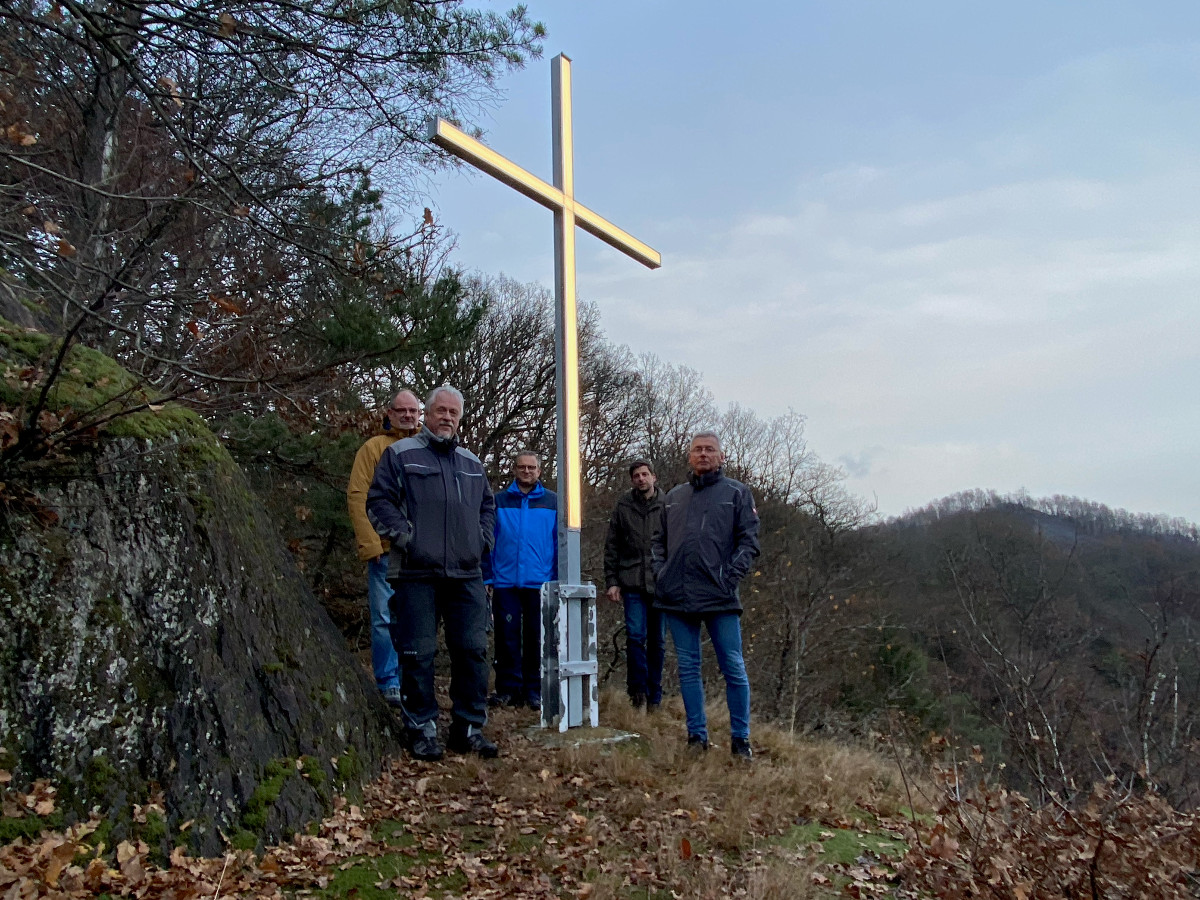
[368,555,400,690]
[389,578,490,731]
[623,591,665,704]
[665,611,750,742]
[492,586,542,705]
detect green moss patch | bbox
[0,318,225,463]
[334,746,362,784]
[778,820,908,865]
[230,829,258,851]
[0,811,65,843]
[299,756,326,790]
[243,758,295,832]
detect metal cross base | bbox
[539,581,598,731]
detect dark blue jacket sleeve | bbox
[481,488,500,584]
[480,479,496,556]
[727,485,760,583]
[366,448,412,548]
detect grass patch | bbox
[316,848,468,900]
[370,818,414,847]
[780,820,908,865]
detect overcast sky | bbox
[424,1,1200,524]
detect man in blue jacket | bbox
[652,430,760,759]
[367,386,498,760]
[485,450,557,711]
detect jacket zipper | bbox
[442,454,452,573]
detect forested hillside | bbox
[869,494,1200,806]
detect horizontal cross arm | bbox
[574,202,661,269]
[428,117,662,271]
[428,117,563,211]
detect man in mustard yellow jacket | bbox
[347,390,421,706]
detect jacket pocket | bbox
[454,469,485,505]
[655,550,685,602]
[402,463,439,505]
[401,464,439,567]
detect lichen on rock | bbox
[0,327,399,855]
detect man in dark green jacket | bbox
[652,431,760,759]
[604,459,666,710]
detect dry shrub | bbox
[901,776,1200,898]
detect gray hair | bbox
[514,449,540,466]
[425,385,464,409]
[690,430,722,451]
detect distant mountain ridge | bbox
[892,488,1199,541]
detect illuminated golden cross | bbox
[428,52,661,584]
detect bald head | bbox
[387,390,421,436]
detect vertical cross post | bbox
[428,54,660,729]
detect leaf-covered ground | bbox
[8,694,1200,899]
[2,692,918,899]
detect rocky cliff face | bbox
[0,430,399,855]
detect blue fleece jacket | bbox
[483,481,558,588]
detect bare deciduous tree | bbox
[0,0,543,461]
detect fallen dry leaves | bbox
[899,774,1200,899]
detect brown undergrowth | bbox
[900,772,1200,899]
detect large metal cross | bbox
[428,53,660,729]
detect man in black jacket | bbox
[367,386,498,760]
[604,459,666,710]
[652,431,760,759]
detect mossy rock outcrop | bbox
[0,324,399,855]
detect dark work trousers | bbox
[623,590,666,704]
[388,577,489,731]
[492,586,542,705]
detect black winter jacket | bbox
[651,469,759,615]
[603,487,665,594]
[366,427,496,580]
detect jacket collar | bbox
[378,423,417,439]
[689,467,723,490]
[628,485,663,506]
[505,480,544,499]
[421,425,459,454]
